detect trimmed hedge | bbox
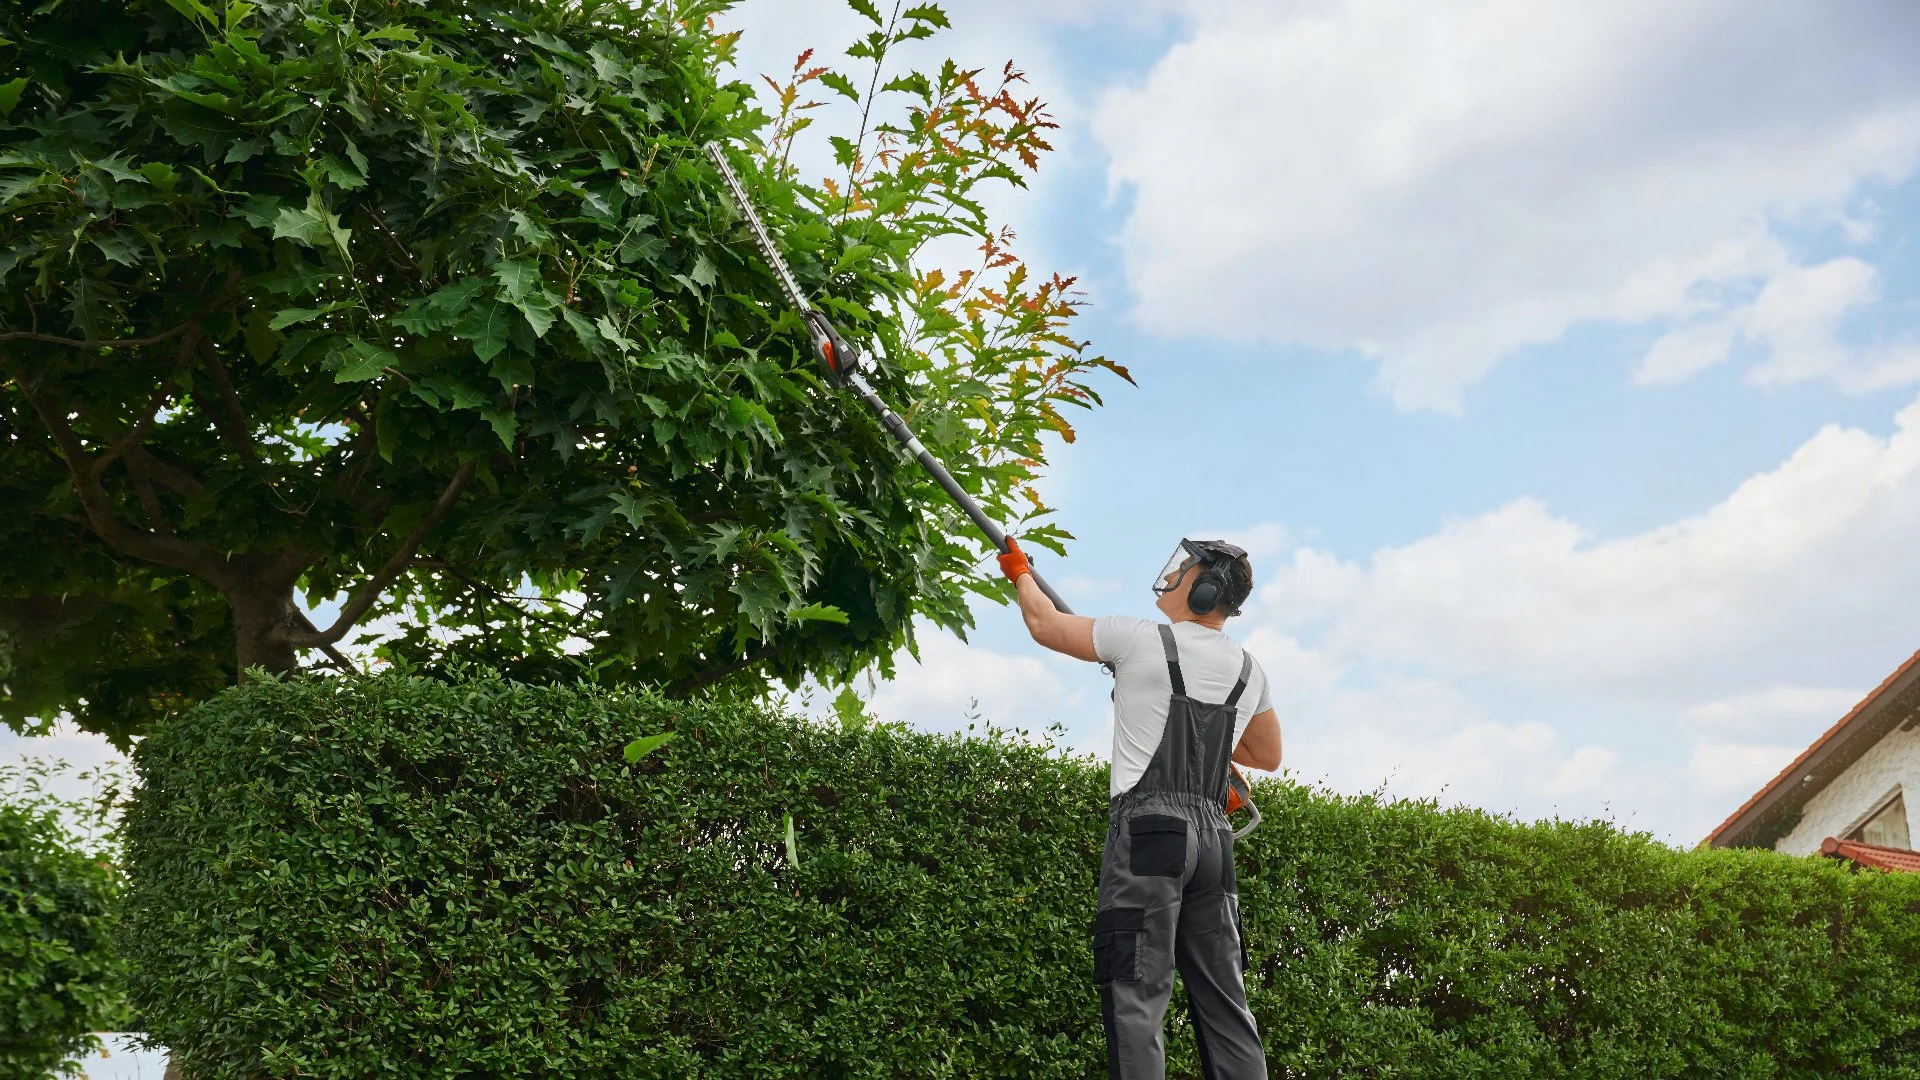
[1,763,126,1078]
[1248,788,1920,1077]
[123,672,1920,1078]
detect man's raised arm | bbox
[1001,539,1098,663]
[1234,708,1282,772]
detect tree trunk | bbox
[229,585,301,679]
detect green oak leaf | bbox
[0,78,29,118]
[832,685,868,734]
[789,603,849,625]
[331,337,396,383]
[622,731,674,762]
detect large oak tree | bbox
[0,0,1120,745]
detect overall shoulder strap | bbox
[1155,624,1187,697]
[1223,651,1253,708]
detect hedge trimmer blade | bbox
[705,143,811,316]
[705,142,865,387]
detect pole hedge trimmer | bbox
[704,142,1260,839]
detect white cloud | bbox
[1682,686,1864,739]
[1749,259,1885,382]
[1686,739,1803,801]
[865,630,1088,738]
[1231,392,1920,841]
[1285,674,1621,807]
[1262,393,1920,692]
[1,723,128,776]
[1635,258,1920,389]
[1096,0,1920,409]
[1676,686,1866,807]
[1212,522,1291,559]
[1237,626,1345,702]
[1635,315,1747,387]
[1232,624,1629,821]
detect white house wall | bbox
[1775,723,1920,855]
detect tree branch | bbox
[126,466,173,534]
[0,323,202,351]
[0,269,242,351]
[197,339,258,463]
[667,644,781,698]
[122,444,206,500]
[414,559,591,632]
[12,376,224,579]
[292,605,360,673]
[285,458,479,647]
[93,381,173,477]
[332,414,381,497]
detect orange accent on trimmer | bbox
[1224,765,1250,814]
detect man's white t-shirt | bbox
[1093,615,1272,799]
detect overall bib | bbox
[1093,625,1267,1079]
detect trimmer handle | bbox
[1225,766,1261,841]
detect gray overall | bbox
[1093,625,1267,1079]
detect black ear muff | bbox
[1187,567,1223,615]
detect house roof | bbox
[1820,836,1920,873]
[1703,645,1920,849]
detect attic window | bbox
[1848,792,1910,851]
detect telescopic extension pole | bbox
[704,142,1076,616]
[707,143,1261,839]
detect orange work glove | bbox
[996,537,1032,582]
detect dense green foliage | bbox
[0,762,127,1078]
[123,671,1920,1078]
[0,0,1115,744]
[1247,789,1920,1077]
[123,670,1106,1077]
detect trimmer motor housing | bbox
[805,310,861,384]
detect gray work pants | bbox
[1093,792,1267,1079]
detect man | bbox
[999,537,1280,1080]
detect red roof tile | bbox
[1703,645,1920,848]
[1820,836,1920,873]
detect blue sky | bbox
[11,1,1920,855]
[729,0,1920,845]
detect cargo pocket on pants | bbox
[1129,815,1188,877]
[1091,907,1146,984]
